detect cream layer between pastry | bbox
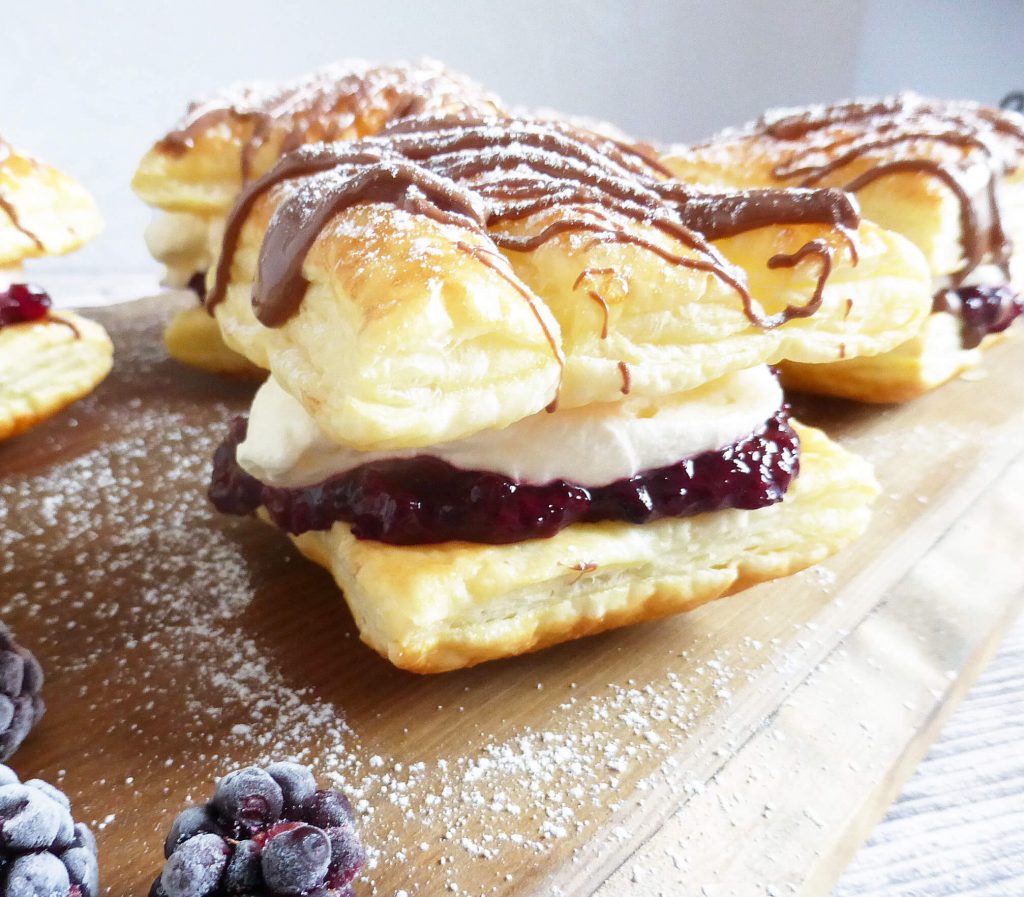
[237,366,784,489]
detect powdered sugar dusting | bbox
[1,297,913,896]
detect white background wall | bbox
[3,0,1023,277]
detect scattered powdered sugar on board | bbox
[0,389,786,892]
[0,297,882,896]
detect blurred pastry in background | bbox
[132,59,503,376]
[663,93,1024,402]
[1,136,110,442]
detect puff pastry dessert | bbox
[0,136,110,442]
[203,111,934,671]
[663,93,1024,402]
[132,59,502,376]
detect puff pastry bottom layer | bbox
[780,311,1011,403]
[275,422,877,672]
[164,306,263,378]
[0,312,113,441]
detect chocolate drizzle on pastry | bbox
[208,115,862,348]
[155,60,503,184]
[752,93,1024,284]
[0,138,46,251]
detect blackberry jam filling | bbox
[210,409,800,546]
[933,284,1023,349]
[0,283,52,328]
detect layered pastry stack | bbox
[0,136,110,441]
[664,94,1024,401]
[132,59,502,376]
[131,60,946,672]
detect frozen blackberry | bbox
[0,763,98,897]
[153,763,364,897]
[0,623,45,762]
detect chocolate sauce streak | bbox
[0,138,46,252]
[753,94,1024,285]
[656,184,859,240]
[186,272,208,304]
[43,315,82,340]
[207,116,863,347]
[617,360,632,394]
[154,60,503,185]
[255,157,486,326]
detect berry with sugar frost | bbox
[0,622,45,762]
[152,762,364,897]
[0,763,98,897]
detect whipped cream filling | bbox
[237,366,784,489]
[144,212,222,288]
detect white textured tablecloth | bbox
[833,615,1024,896]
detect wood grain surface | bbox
[2,292,1023,897]
[833,615,1024,897]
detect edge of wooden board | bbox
[14,295,1020,895]
[583,446,1024,896]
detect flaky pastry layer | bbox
[661,96,1024,401]
[163,305,263,378]
[215,202,565,451]
[143,211,222,288]
[662,123,1024,281]
[663,143,1024,280]
[214,187,930,451]
[132,60,503,215]
[0,313,113,441]
[779,311,1004,402]
[277,422,878,672]
[0,144,103,266]
[134,60,504,376]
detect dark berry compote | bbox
[933,283,1023,349]
[0,283,52,328]
[210,410,800,546]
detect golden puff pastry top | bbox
[207,115,932,451]
[0,138,102,267]
[662,93,1024,282]
[131,59,505,214]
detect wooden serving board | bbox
[2,293,1023,897]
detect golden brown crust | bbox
[779,311,1009,402]
[0,312,113,441]
[0,141,102,266]
[132,59,504,215]
[133,60,505,376]
[0,141,108,435]
[279,422,878,672]
[662,94,1024,401]
[163,305,263,378]
[661,94,1024,279]
[216,200,566,450]
[211,162,930,450]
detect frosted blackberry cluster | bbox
[152,763,365,897]
[0,623,45,762]
[0,764,98,897]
